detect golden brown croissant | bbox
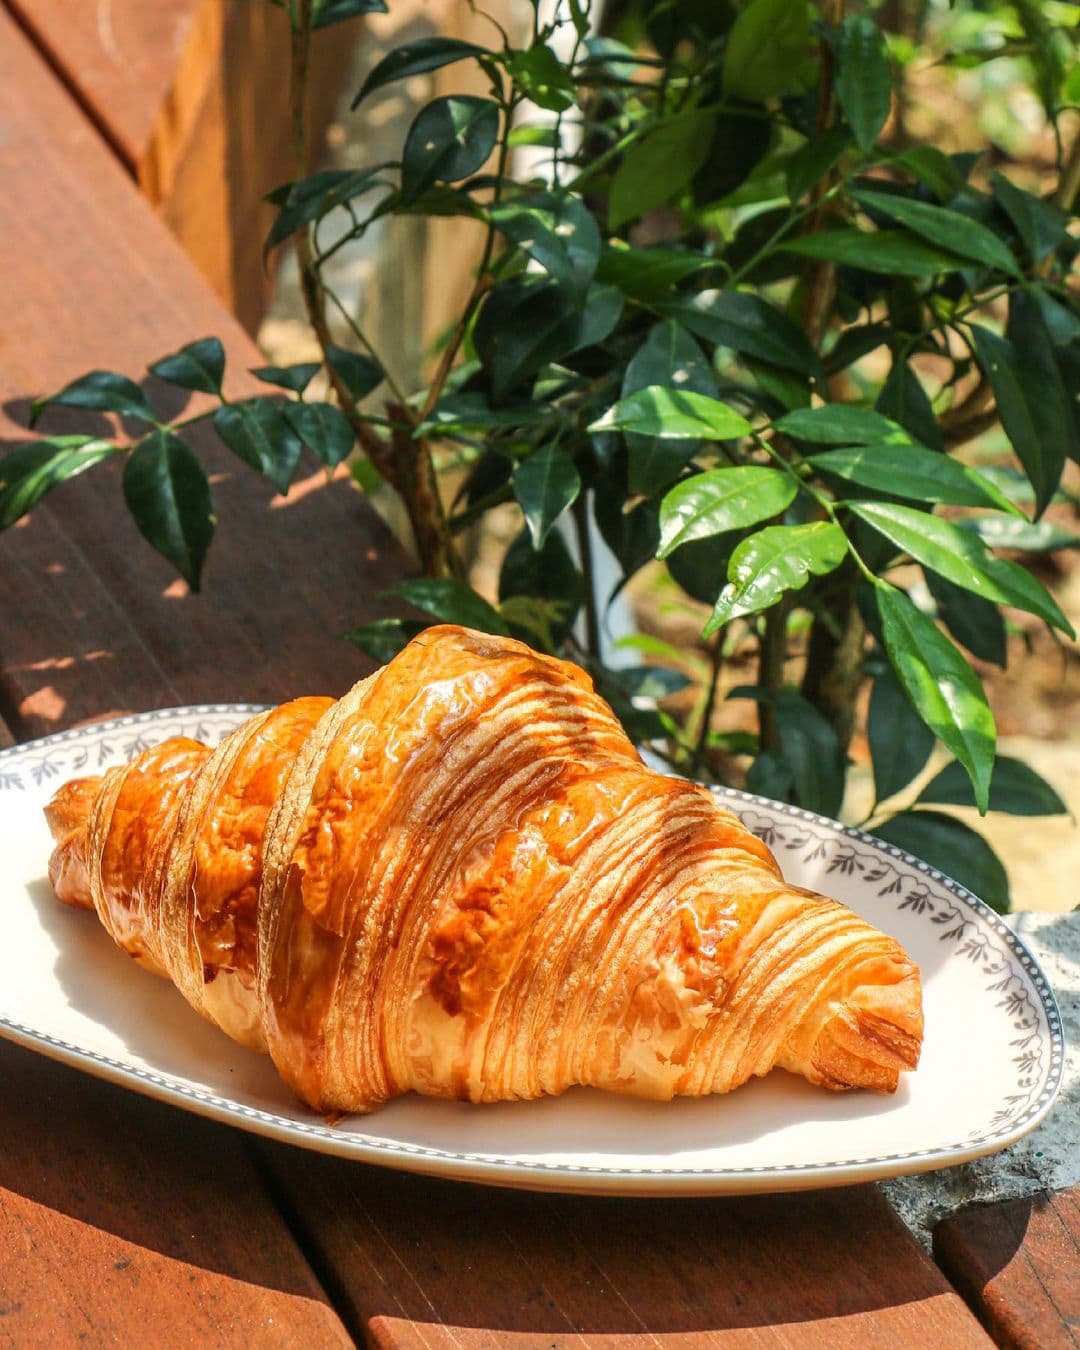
[43,625,922,1113]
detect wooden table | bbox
[0,7,1076,1346]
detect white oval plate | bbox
[0,707,1064,1195]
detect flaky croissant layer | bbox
[44,626,922,1113]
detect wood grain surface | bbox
[4,0,362,330]
[0,1041,354,1347]
[257,1147,993,1347]
[935,1190,1080,1348]
[0,7,412,741]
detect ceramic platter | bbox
[0,706,1064,1195]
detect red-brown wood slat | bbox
[0,6,412,741]
[257,1147,993,1347]
[0,1041,354,1346]
[935,1190,1080,1348]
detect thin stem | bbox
[757,605,787,752]
[322,284,410,406]
[692,640,723,773]
[572,491,602,662]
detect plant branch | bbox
[572,491,602,662]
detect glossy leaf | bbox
[834,14,891,152]
[704,522,847,633]
[871,811,1009,912]
[1007,290,1078,485]
[733,688,845,817]
[875,584,995,813]
[596,246,712,301]
[149,338,225,396]
[265,168,389,250]
[499,528,583,645]
[657,466,797,557]
[488,192,600,292]
[958,515,1080,553]
[252,362,322,395]
[506,43,576,112]
[622,321,717,497]
[925,572,1007,669]
[852,188,1021,279]
[781,229,967,276]
[876,356,943,451]
[867,664,935,803]
[594,479,660,580]
[991,172,1068,264]
[325,346,384,402]
[775,404,913,445]
[213,400,302,494]
[608,112,714,231]
[0,437,115,529]
[890,146,964,202]
[283,401,355,468]
[666,532,739,606]
[122,431,214,591]
[808,444,1020,514]
[590,388,750,442]
[785,128,851,203]
[401,96,500,203]
[656,290,822,378]
[386,578,510,635]
[919,756,1068,817]
[723,0,811,102]
[512,444,581,548]
[31,371,154,427]
[352,37,488,107]
[615,666,692,699]
[967,323,1067,517]
[850,501,1074,637]
[313,0,387,27]
[342,617,425,663]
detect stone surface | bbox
[882,909,1080,1249]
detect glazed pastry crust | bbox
[44,626,922,1113]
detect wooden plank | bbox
[258,1149,993,1347]
[4,0,363,330]
[935,1190,1080,1348]
[0,1041,354,1346]
[0,6,412,741]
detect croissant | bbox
[43,625,922,1113]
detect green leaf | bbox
[341,617,425,663]
[851,188,1021,279]
[723,0,811,102]
[608,111,714,231]
[785,128,851,203]
[149,338,226,396]
[252,362,322,395]
[488,192,600,293]
[834,14,891,152]
[875,584,995,812]
[1007,290,1078,489]
[656,290,823,378]
[920,756,1067,816]
[775,404,913,445]
[666,532,739,605]
[704,522,847,633]
[505,43,576,112]
[122,431,215,591]
[746,749,794,801]
[31,371,155,427]
[313,0,387,28]
[808,444,1021,514]
[868,664,935,803]
[850,501,1074,637]
[352,37,489,107]
[265,168,389,250]
[512,444,581,548]
[876,356,943,451]
[0,437,115,529]
[385,578,510,636]
[615,666,692,699]
[958,514,1080,553]
[596,246,712,302]
[968,323,1067,517]
[991,173,1068,264]
[693,105,772,207]
[732,688,845,817]
[925,572,1007,669]
[213,400,302,494]
[325,346,384,402]
[781,228,968,277]
[419,392,548,437]
[823,322,892,374]
[622,321,717,497]
[283,401,355,468]
[657,466,798,557]
[594,479,660,580]
[890,146,964,202]
[590,387,751,442]
[401,96,500,203]
[499,528,583,646]
[871,811,1010,912]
